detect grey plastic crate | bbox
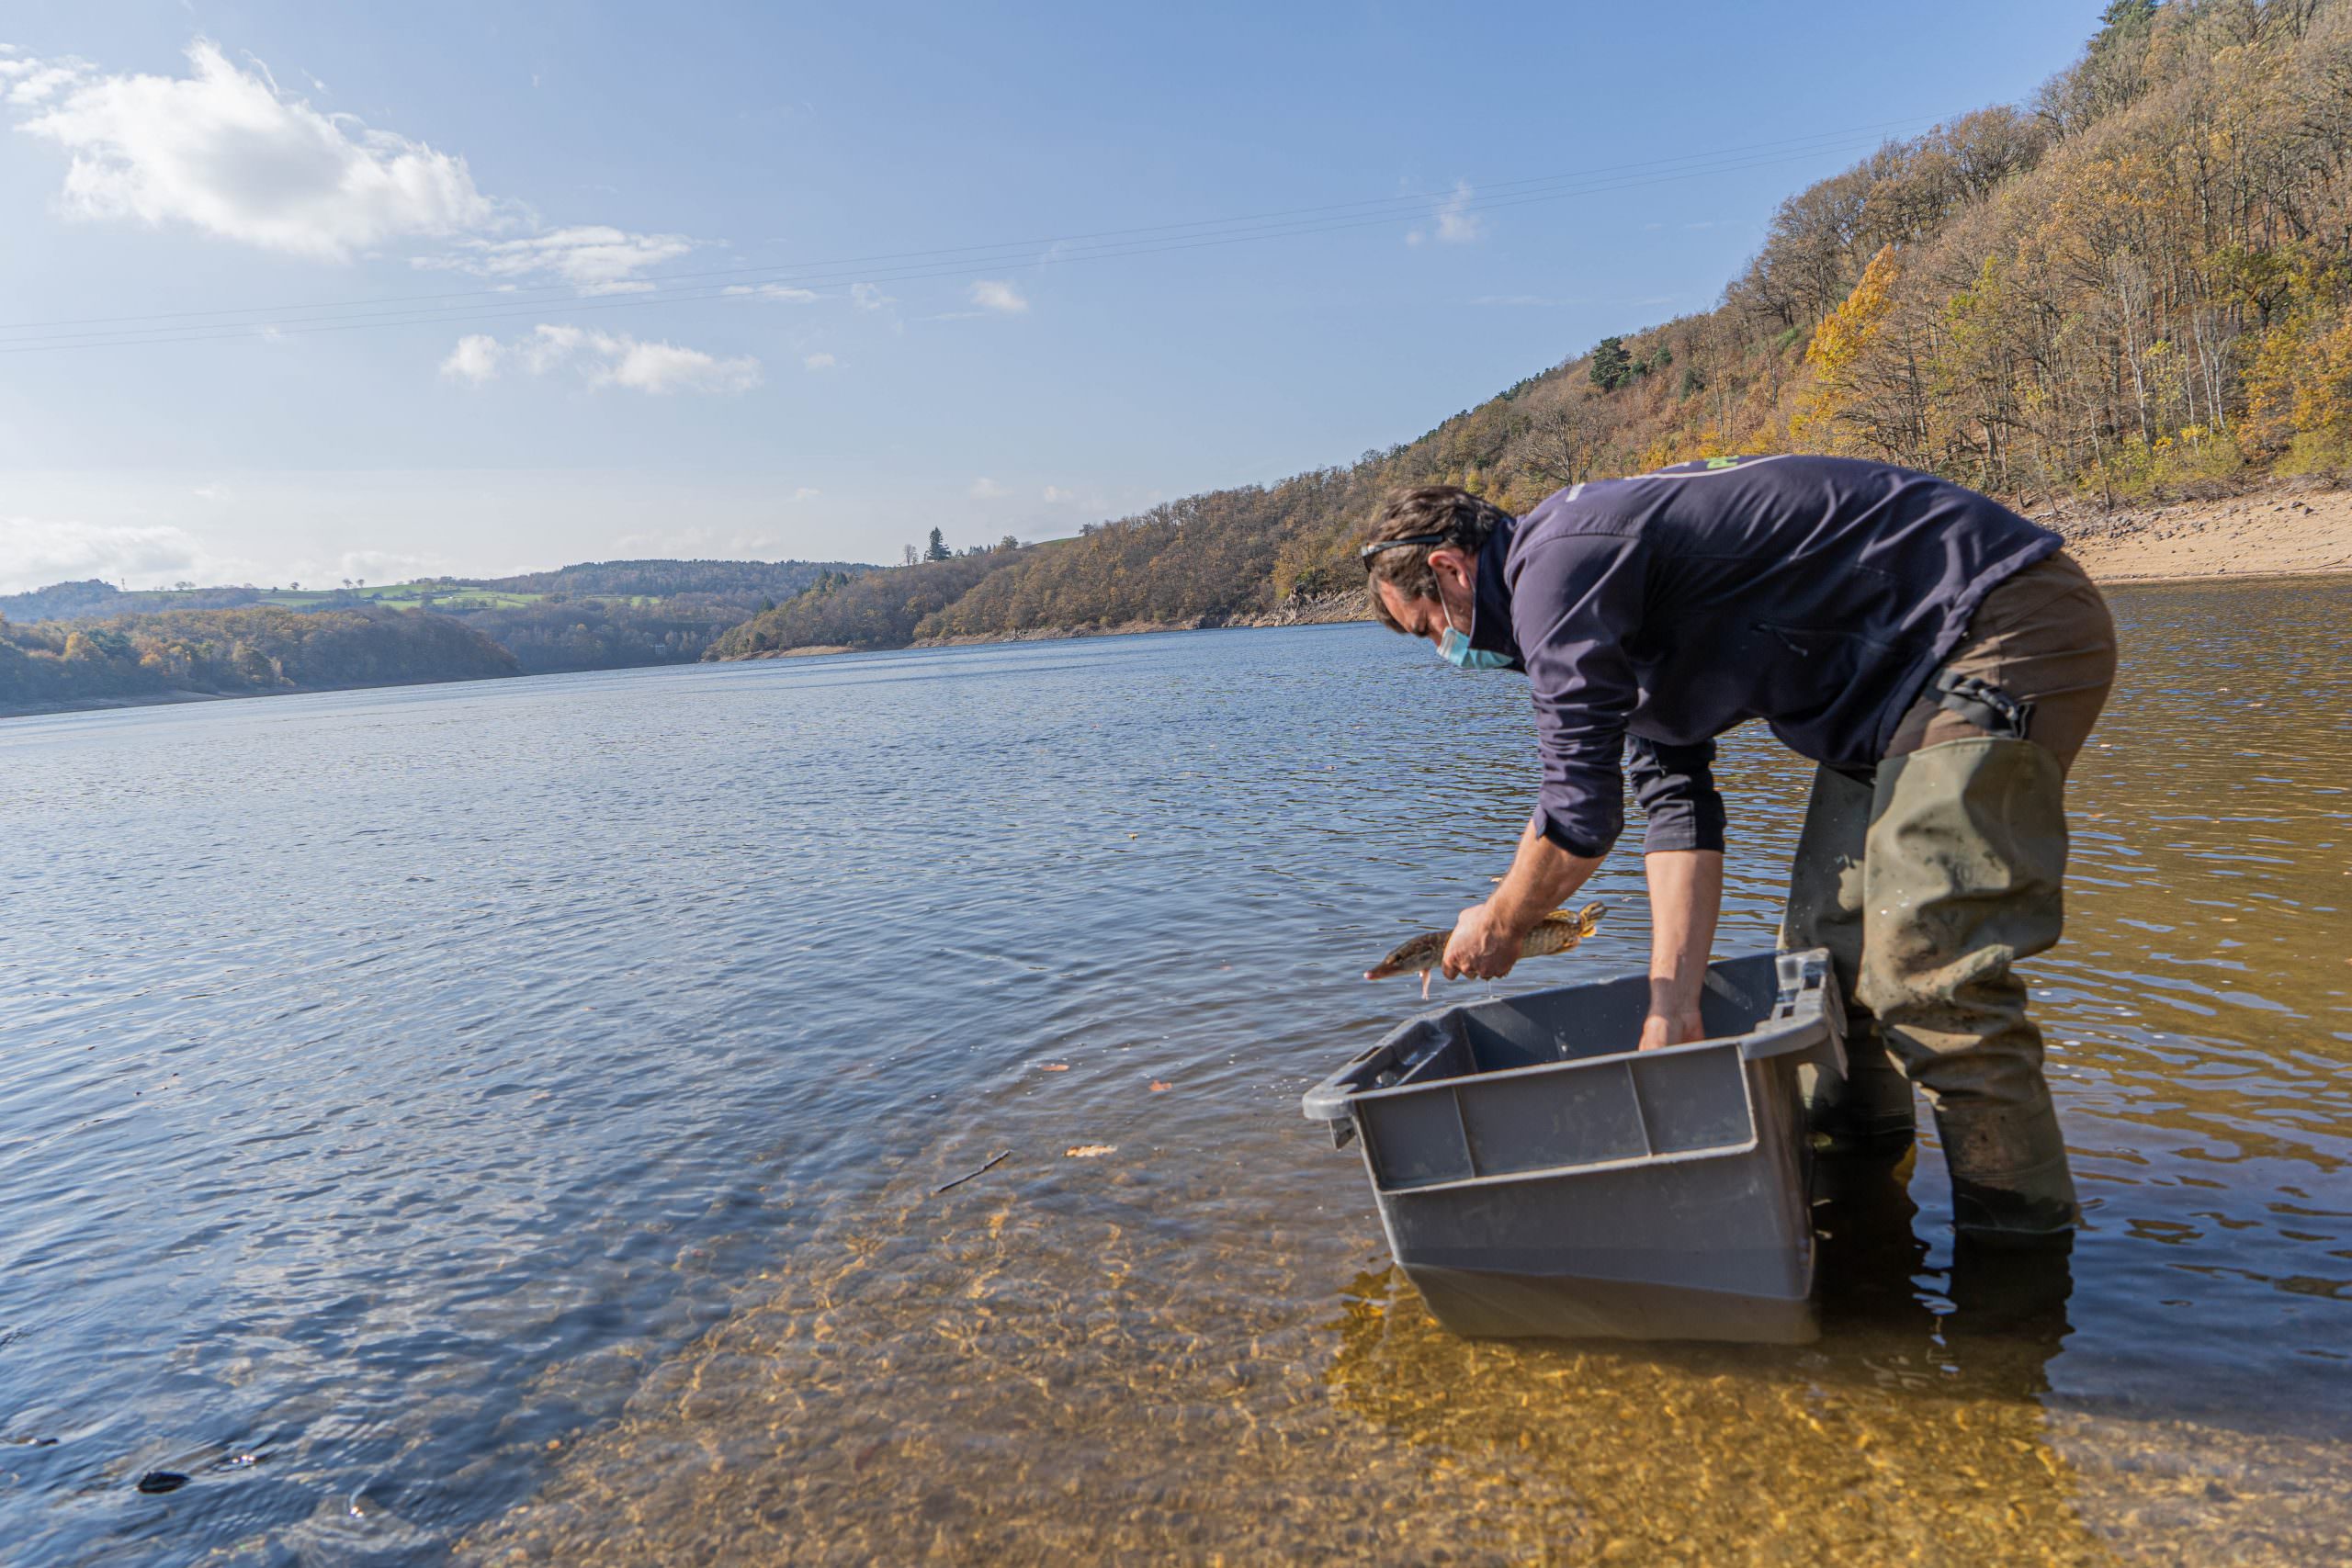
[1303,949,1847,1344]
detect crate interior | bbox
[1427,952,1785,1078]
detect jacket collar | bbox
[1467,516,1524,670]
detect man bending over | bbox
[1359,456,2115,1249]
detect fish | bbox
[1364,902,1606,999]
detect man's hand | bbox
[1442,902,1522,981]
[1637,1006,1706,1052]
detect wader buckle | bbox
[1930,669,2035,740]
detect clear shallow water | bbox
[1,580,2346,1564]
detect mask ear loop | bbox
[1435,546,1484,650]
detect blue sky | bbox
[0,1,2108,592]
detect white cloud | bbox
[850,281,894,311]
[1436,182,1485,243]
[0,515,203,594]
[7,41,699,292]
[431,224,694,295]
[967,477,1008,499]
[191,482,233,501]
[604,336,761,395]
[6,60,89,107]
[801,352,837,370]
[968,278,1027,315]
[1408,181,1485,246]
[1042,485,1067,502]
[440,323,762,395]
[14,39,493,260]
[440,333,503,382]
[788,487,820,502]
[723,282,819,302]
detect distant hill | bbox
[0,581,124,620]
[0,557,878,682]
[464,558,868,600]
[0,580,267,621]
[0,604,518,716]
[708,2,2352,657]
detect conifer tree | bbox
[1589,337,1634,392]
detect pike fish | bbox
[1365,902,1607,998]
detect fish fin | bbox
[1420,970,1433,1001]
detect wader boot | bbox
[1780,764,1917,1156]
[1858,736,2078,1248]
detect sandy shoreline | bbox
[2041,478,2352,582]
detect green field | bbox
[341,584,542,610]
[137,582,548,613]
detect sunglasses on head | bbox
[1356,532,1452,570]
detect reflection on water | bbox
[2,579,2348,1564]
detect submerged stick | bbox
[932,1150,1012,1195]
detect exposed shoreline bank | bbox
[2035,478,2352,583]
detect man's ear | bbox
[1426,546,1476,593]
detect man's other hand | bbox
[1442,903,1521,980]
[1637,1008,1705,1052]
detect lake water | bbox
[2,578,2347,1565]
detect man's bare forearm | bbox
[1641,849,1724,1047]
[1487,814,1603,936]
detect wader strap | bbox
[1931,668,2036,740]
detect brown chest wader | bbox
[1778,554,2116,1248]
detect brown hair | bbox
[1360,486,1514,632]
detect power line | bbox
[0,116,1954,355]
[0,114,1942,337]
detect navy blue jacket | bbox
[1464,455,2060,858]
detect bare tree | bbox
[1521,394,1609,488]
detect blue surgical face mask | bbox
[1438,604,1514,671]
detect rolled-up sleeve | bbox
[1626,736,1727,853]
[1510,532,1647,859]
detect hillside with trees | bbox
[704,551,1015,657]
[458,595,774,672]
[704,0,2352,656]
[0,605,519,715]
[0,558,873,682]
